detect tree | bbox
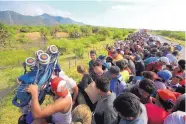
[98,28,111,37]
[95,34,106,41]
[50,26,60,39]
[0,30,9,46]
[122,30,129,37]
[59,24,68,32]
[113,30,123,40]
[80,25,92,36]
[0,23,5,30]
[68,27,81,38]
[40,27,49,45]
[92,27,99,33]
[0,23,12,47]
[73,44,85,58]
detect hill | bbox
[0,11,83,26]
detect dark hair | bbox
[175,85,185,94]
[177,99,185,112]
[77,65,86,74]
[116,59,128,70]
[150,48,158,54]
[90,50,96,55]
[158,95,174,111]
[93,61,102,67]
[155,51,163,57]
[95,77,110,92]
[172,50,179,56]
[178,59,185,70]
[142,71,156,81]
[113,92,141,118]
[166,65,173,71]
[139,79,155,94]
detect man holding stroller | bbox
[25,77,73,124]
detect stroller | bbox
[12,45,60,123]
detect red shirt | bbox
[145,62,163,73]
[145,103,169,124]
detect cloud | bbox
[0,1,72,18]
[79,0,186,31]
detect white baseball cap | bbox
[160,57,170,65]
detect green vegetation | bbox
[151,30,185,46]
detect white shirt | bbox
[164,111,186,124]
[59,71,77,94]
[154,80,167,90]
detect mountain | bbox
[0,11,83,26]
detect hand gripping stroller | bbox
[12,45,60,107]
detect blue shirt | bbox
[110,75,127,96]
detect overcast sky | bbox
[0,0,185,31]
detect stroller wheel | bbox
[35,50,44,58]
[38,53,50,65]
[47,45,58,54]
[25,57,35,67]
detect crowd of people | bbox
[20,29,185,124]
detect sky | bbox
[0,0,185,31]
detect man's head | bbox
[113,92,141,120]
[157,70,172,81]
[134,54,142,63]
[172,50,179,57]
[77,65,86,74]
[124,47,130,55]
[109,66,120,78]
[95,77,110,94]
[155,89,179,111]
[171,75,182,85]
[112,50,119,58]
[93,61,103,74]
[138,79,156,99]
[159,57,170,66]
[50,77,68,98]
[155,51,163,58]
[115,59,128,71]
[142,71,158,81]
[178,59,185,71]
[90,50,96,61]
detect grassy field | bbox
[163,36,185,46]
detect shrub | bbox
[96,34,106,41]
[113,30,123,40]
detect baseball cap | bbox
[159,57,170,65]
[50,77,68,97]
[157,70,172,81]
[98,55,106,60]
[109,66,120,75]
[175,45,182,52]
[157,89,179,103]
